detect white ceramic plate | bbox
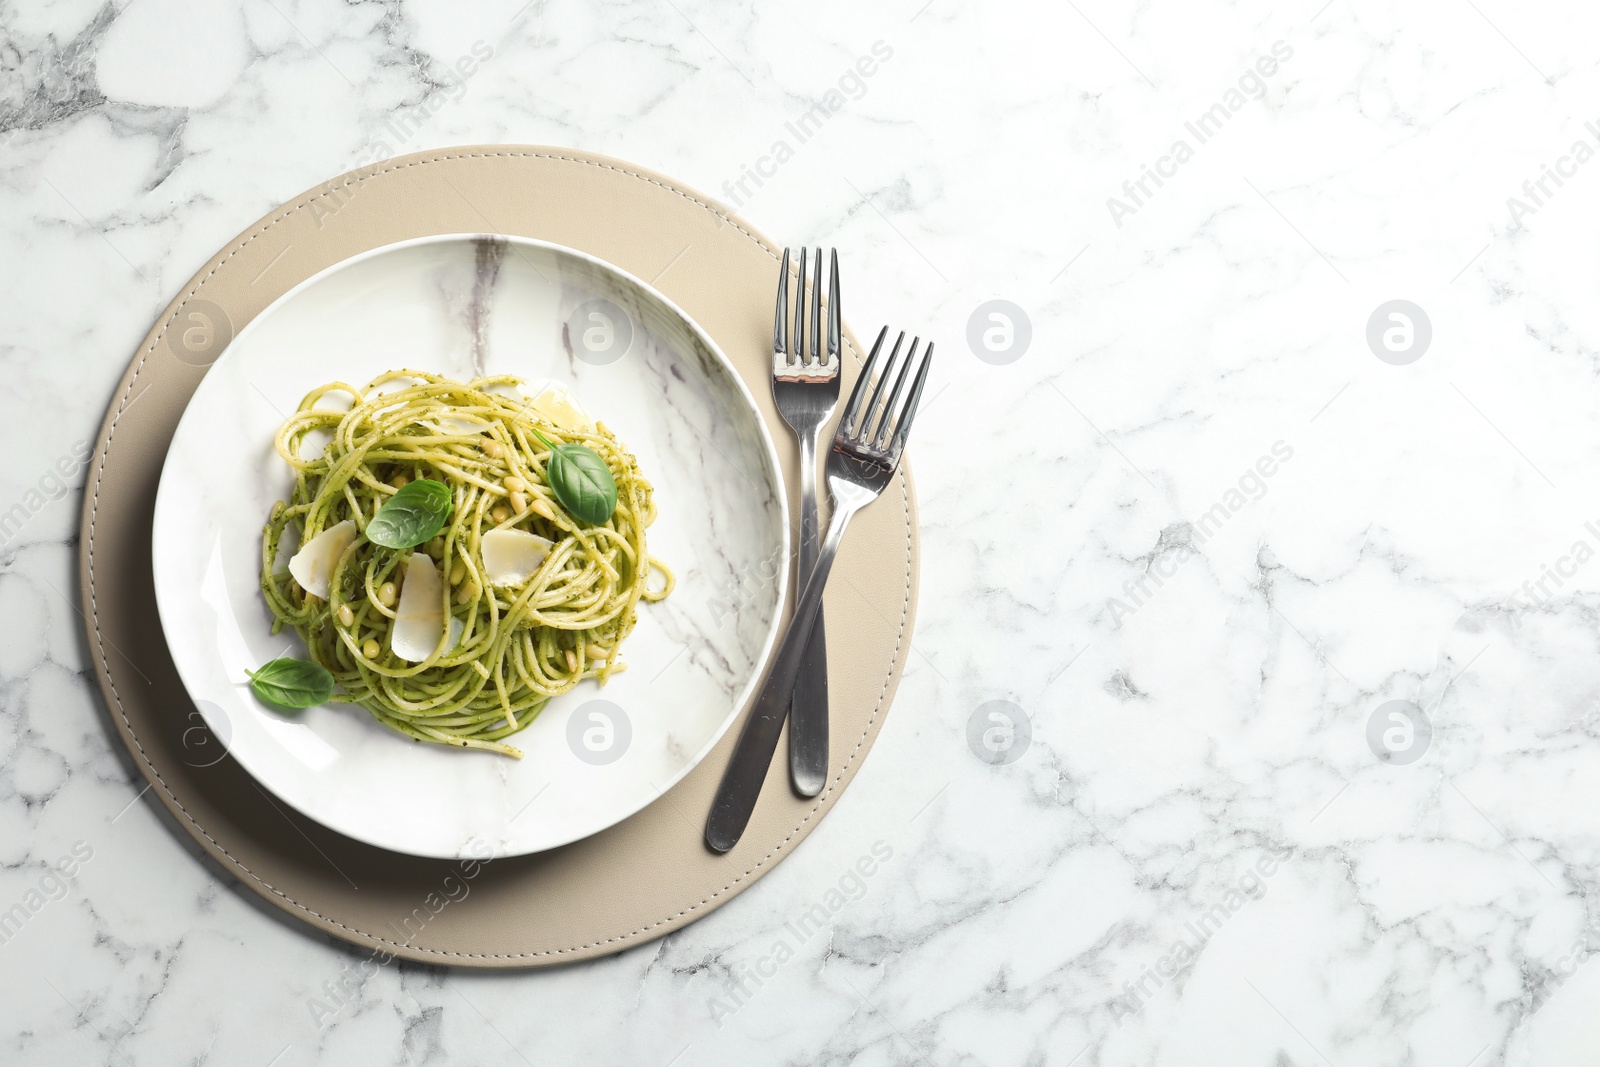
[152,234,787,859]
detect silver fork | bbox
[772,247,840,798]
[706,326,934,853]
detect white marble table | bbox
[4,1,1599,1064]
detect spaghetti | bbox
[259,370,672,757]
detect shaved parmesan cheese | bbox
[287,519,357,599]
[391,553,445,662]
[480,529,553,587]
[527,383,593,431]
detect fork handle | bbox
[788,430,829,797]
[706,499,861,853]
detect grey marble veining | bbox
[4,1,1600,1064]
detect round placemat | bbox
[77,146,919,967]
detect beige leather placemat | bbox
[77,146,918,967]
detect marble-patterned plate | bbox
[151,234,788,859]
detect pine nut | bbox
[378,582,397,607]
[362,639,379,659]
[337,604,354,627]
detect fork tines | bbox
[837,326,933,460]
[774,247,839,377]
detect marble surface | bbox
[4,0,1600,1064]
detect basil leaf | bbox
[367,478,453,548]
[247,657,335,710]
[534,430,617,525]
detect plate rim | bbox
[149,230,791,859]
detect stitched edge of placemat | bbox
[80,146,917,960]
